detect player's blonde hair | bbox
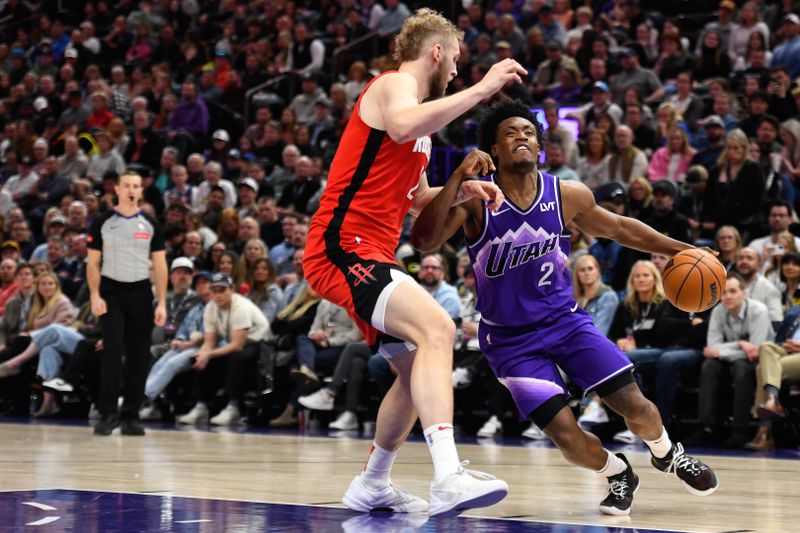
[394,8,464,63]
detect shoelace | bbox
[606,479,629,499]
[388,483,417,503]
[664,443,706,477]
[458,460,497,480]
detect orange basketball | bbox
[662,249,727,313]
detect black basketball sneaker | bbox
[599,453,639,516]
[651,443,719,495]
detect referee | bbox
[87,171,167,436]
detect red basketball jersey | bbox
[308,71,432,261]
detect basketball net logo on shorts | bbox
[348,263,377,286]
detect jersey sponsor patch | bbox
[134,232,151,240]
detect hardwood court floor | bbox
[0,421,797,532]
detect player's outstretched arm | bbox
[563,180,692,256]
[411,149,499,252]
[381,60,526,144]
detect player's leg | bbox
[342,347,426,513]
[554,312,718,496]
[537,400,639,516]
[380,281,508,516]
[601,380,719,496]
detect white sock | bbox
[361,442,397,489]
[644,426,673,459]
[596,450,627,477]
[423,423,460,482]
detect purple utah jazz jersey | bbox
[467,171,576,327]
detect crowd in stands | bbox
[1,0,800,450]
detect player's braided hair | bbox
[478,99,543,158]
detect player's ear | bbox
[432,42,442,62]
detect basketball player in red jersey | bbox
[304,9,526,517]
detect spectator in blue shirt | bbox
[773,14,800,78]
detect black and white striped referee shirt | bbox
[87,210,165,283]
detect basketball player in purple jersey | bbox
[412,100,718,516]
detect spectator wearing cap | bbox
[1,240,21,263]
[177,272,269,426]
[151,257,201,347]
[493,14,526,58]
[532,40,577,100]
[58,89,90,130]
[168,80,209,139]
[7,48,28,86]
[773,14,800,78]
[237,178,259,219]
[225,150,245,182]
[534,4,567,47]
[648,128,696,183]
[611,47,664,105]
[691,115,727,170]
[139,270,216,422]
[5,154,39,207]
[544,137,579,182]
[644,180,692,243]
[289,74,330,127]
[86,131,125,185]
[542,99,578,169]
[309,101,336,154]
[86,92,114,131]
[278,156,321,216]
[567,80,623,137]
[205,129,231,168]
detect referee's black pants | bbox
[98,277,154,420]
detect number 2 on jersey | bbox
[538,261,554,287]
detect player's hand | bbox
[154,303,167,327]
[480,59,528,95]
[458,180,505,211]
[694,246,719,257]
[458,148,495,177]
[91,294,107,317]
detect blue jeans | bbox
[31,324,84,381]
[656,348,702,427]
[367,353,395,396]
[145,347,198,401]
[625,346,702,427]
[295,335,345,373]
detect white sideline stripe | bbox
[26,516,61,526]
[22,502,58,511]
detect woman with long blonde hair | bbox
[572,254,619,336]
[247,258,283,322]
[0,272,76,377]
[647,127,696,182]
[702,129,765,237]
[238,238,269,286]
[714,225,742,271]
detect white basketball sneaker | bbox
[428,461,509,517]
[342,474,428,513]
